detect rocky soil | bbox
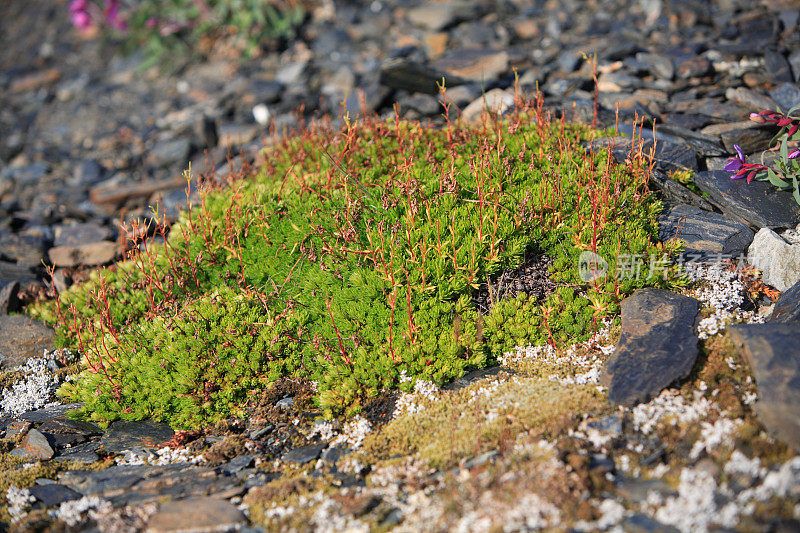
[1,0,800,531]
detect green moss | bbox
[669,169,704,196]
[361,374,606,469]
[29,104,679,428]
[0,451,110,524]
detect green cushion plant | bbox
[30,95,679,428]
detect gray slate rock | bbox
[380,58,462,95]
[146,497,247,533]
[283,443,326,464]
[19,403,83,423]
[148,137,191,169]
[701,122,776,155]
[659,204,754,260]
[623,513,679,533]
[39,418,102,448]
[48,241,119,267]
[601,289,699,406]
[59,463,241,506]
[0,315,55,369]
[406,1,480,31]
[0,280,20,314]
[769,280,800,322]
[11,428,55,460]
[728,323,800,451]
[764,51,794,83]
[53,441,101,463]
[29,483,82,507]
[769,83,800,111]
[692,171,800,229]
[54,222,113,247]
[101,420,174,453]
[0,232,48,268]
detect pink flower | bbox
[146,17,159,28]
[69,0,93,31]
[103,0,127,31]
[789,149,800,160]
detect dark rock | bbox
[661,113,711,131]
[48,241,119,267]
[29,483,82,507]
[19,403,83,423]
[71,159,104,187]
[770,83,800,111]
[601,289,699,406]
[431,48,509,83]
[692,170,800,229]
[11,428,55,460]
[651,124,725,157]
[60,463,241,506]
[53,440,101,463]
[54,222,113,247]
[0,261,37,283]
[0,280,20,314]
[728,323,800,451]
[148,138,191,169]
[659,204,755,260]
[381,58,464,94]
[320,445,351,466]
[557,51,581,73]
[790,52,800,83]
[0,315,55,369]
[652,141,698,172]
[673,99,748,122]
[726,87,778,112]
[406,1,480,31]
[636,52,674,80]
[397,93,441,116]
[101,420,174,453]
[675,56,711,78]
[764,51,794,83]
[0,231,48,268]
[220,454,255,475]
[622,513,679,533]
[700,121,774,155]
[39,418,102,448]
[0,163,49,186]
[769,280,800,322]
[146,497,247,533]
[283,444,326,464]
[653,176,716,212]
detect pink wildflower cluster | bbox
[69,0,127,33]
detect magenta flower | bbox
[789,149,800,160]
[724,144,766,183]
[750,110,800,138]
[103,0,127,31]
[69,0,93,31]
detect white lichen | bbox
[6,486,35,523]
[50,496,112,527]
[0,350,67,415]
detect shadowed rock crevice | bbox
[471,252,558,315]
